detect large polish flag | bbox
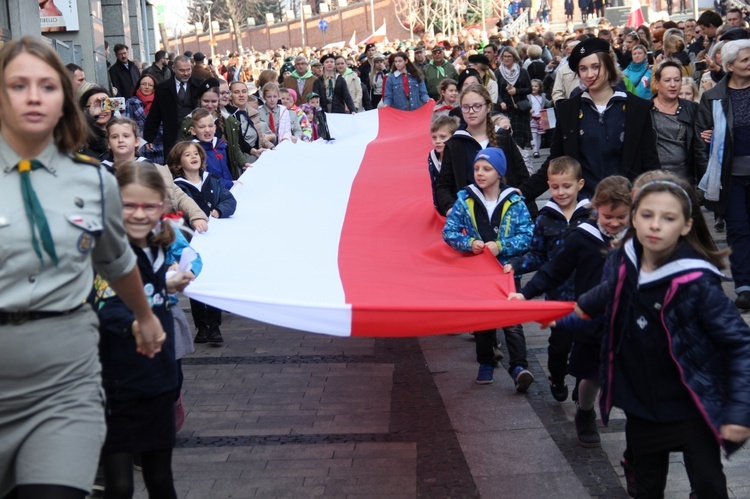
[184,104,574,337]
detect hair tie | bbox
[636,180,693,215]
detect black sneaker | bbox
[208,327,224,343]
[736,291,750,310]
[549,376,569,402]
[194,328,208,343]
[574,407,601,448]
[714,216,725,232]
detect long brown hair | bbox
[458,84,499,147]
[0,36,87,153]
[628,177,729,269]
[115,161,175,249]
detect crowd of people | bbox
[4,4,750,499]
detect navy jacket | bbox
[109,59,141,99]
[578,239,750,455]
[174,172,237,218]
[94,244,178,401]
[510,198,592,300]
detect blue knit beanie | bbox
[474,147,507,177]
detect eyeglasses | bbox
[461,103,485,113]
[123,202,164,215]
[220,91,231,96]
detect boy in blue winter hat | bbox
[443,147,535,390]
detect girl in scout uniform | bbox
[0,37,166,498]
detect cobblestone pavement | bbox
[131,150,750,498]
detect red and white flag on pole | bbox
[185,104,574,337]
[359,22,387,45]
[626,0,645,28]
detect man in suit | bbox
[109,44,141,97]
[144,55,205,157]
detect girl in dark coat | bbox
[576,178,750,498]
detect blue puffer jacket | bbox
[384,70,430,111]
[442,185,533,264]
[578,239,750,455]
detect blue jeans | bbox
[724,176,750,293]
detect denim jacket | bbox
[384,70,430,111]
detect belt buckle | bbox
[8,312,29,326]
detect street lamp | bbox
[206,0,215,59]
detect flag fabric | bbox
[358,22,387,45]
[348,30,357,51]
[184,104,574,337]
[626,0,645,28]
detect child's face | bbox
[121,183,165,248]
[200,92,220,114]
[394,56,407,72]
[441,84,458,104]
[308,96,320,108]
[305,110,315,121]
[180,145,203,174]
[264,90,279,109]
[107,123,139,160]
[248,99,259,110]
[596,202,630,236]
[547,171,584,210]
[632,191,692,262]
[679,84,695,101]
[473,159,500,189]
[280,92,294,110]
[190,116,216,142]
[531,82,541,94]
[431,125,452,155]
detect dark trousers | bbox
[547,326,572,382]
[189,299,222,329]
[626,414,728,499]
[475,278,528,373]
[725,175,750,293]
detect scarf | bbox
[700,99,725,201]
[499,62,520,86]
[430,60,446,79]
[625,60,649,87]
[291,69,313,79]
[137,89,155,114]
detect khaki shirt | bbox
[0,135,136,311]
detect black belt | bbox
[0,304,84,326]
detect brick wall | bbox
[177,0,411,54]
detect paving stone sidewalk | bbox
[131,151,750,498]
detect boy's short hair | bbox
[261,81,280,96]
[591,175,632,209]
[430,115,459,134]
[247,94,258,103]
[278,87,291,96]
[548,156,582,180]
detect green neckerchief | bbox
[18,159,58,266]
[291,69,313,79]
[430,59,446,79]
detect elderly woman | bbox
[520,37,659,201]
[651,60,698,181]
[496,46,531,148]
[696,39,750,309]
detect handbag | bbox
[512,95,532,113]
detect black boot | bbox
[575,407,601,448]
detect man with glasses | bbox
[144,50,172,83]
[283,55,317,106]
[144,55,205,157]
[109,44,141,98]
